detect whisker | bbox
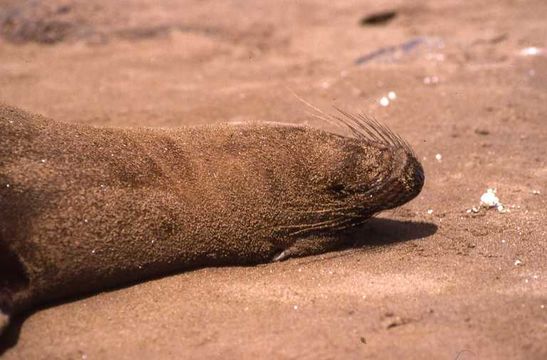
[309,113,357,138]
[274,217,347,231]
[286,216,361,237]
[328,218,368,232]
[288,206,362,215]
[288,89,417,159]
[335,108,388,145]
[346,110,393,145]
[329,113,366,140]
[359,114,396,146]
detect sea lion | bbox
[0,104,424,335]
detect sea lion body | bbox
[0,105,423,334]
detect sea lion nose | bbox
[415,163,425,188]
[405,159,425,199]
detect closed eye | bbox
[327,183,347,196]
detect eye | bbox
[327,183,346,195]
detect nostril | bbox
[413,162,425,185]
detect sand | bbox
[0,0,546,359]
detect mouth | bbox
[413,157,425,189]
[414,161,425,191]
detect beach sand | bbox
[0,0,546,358]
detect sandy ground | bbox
[0,0,546,359]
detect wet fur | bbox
[0,104,423,334]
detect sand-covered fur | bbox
[0,105,423,334]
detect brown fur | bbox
[0,104,423,333]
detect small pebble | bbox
[466,206,480,214]
[435,153,442,162]
[387,91,397,100]
[514,259,523,266]
[479,188,508,212]
[379,96,390,107]
[426,53,445,62]
[423,76,439,85]
[382,315,406,329]
[474,128,490,135]
[519,47,544,57]
[480,189,499,207]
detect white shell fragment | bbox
[467,207,480,214]
[379,91,397,107]
[480,188,500,208]
[467,188,509,214]
[518,47,545,57]
[379,96,390,107]
[423,76,439,85]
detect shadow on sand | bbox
[293,217,437,265]
[0,218,436,354]
[354,217,437,246]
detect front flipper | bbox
[272,235,350,262]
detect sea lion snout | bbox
[307,110,425,216]
[406,155,425,197]
[356,147,424,213]
[389,151,425,209]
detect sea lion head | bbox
[281,110,425,238]
[322,109,424,212]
